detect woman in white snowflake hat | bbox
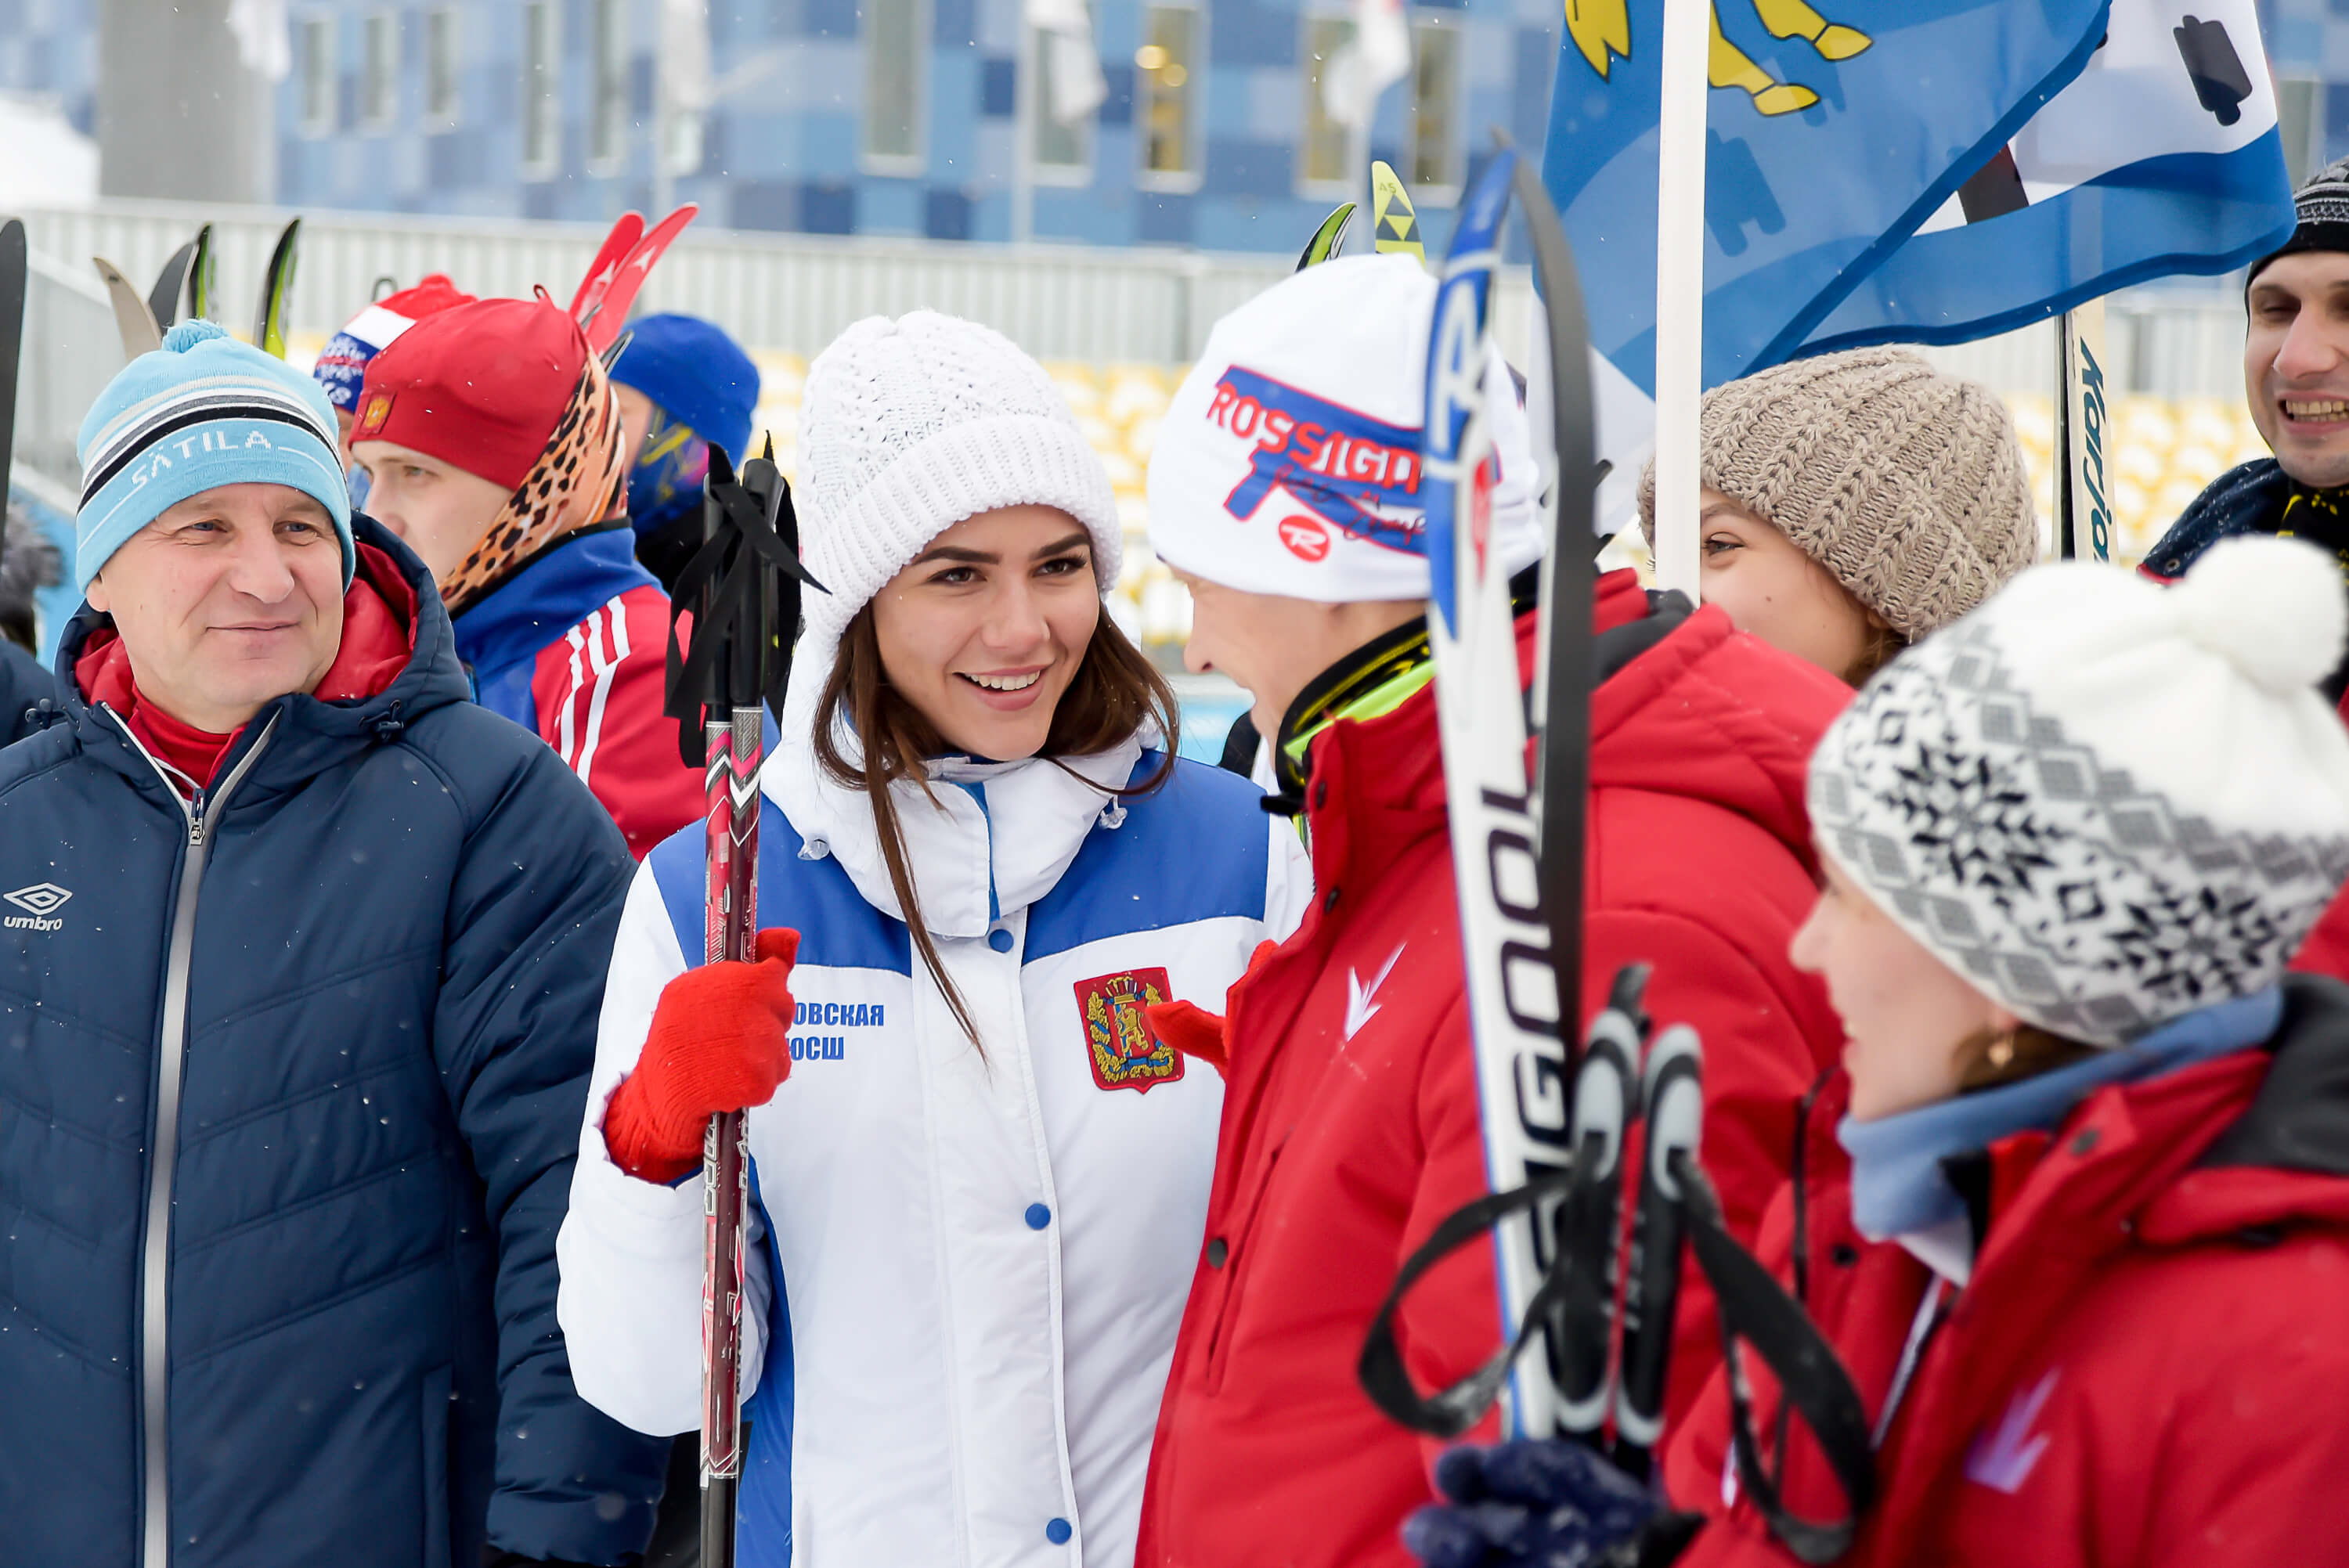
[554,310,1312,1568]
[1410,535,2349,1568]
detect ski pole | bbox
[695,446,761,1567]
[664,442,821,1568]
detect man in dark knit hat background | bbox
[2145,154,2349,604]
[2147,157,2349,980]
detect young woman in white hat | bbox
[557,311,1312,1566]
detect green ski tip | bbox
[1295,203,1357,272]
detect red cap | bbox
[373,272,475,323]
[353,297,588,491]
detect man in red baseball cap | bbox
[352,296,700,856]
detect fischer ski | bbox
[1370,160,1426,265]
[95,258,164,359]
[254,218,301,359]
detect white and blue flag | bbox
[1541,0,2113,528]
[1803,0,2297,351]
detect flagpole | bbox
[1012,16,1037,244]
[1650,0,1709,600]
[2053,310,2077,560]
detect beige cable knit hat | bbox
[1636,346,2036,639]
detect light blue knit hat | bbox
[74,319,354,593]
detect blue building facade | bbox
[2,0,1553,254]
[260,0,1559,254]
[0,0,98,135]
[5,1,2349,255]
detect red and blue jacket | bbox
[449,522,702,858]
[1665,978,2349,1568]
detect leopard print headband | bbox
[438,351,630,616]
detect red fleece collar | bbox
[75,543,420,790]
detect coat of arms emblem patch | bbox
[1074,967,1183,1094]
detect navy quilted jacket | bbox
[0,518,669,1566]
[2138,456,2291,580]
[0,634,56,745]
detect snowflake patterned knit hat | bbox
[1636,346,2036,640]
[1810,536,2349,1048]
[788,310,1120,712]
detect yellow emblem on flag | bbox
[1567,0,1872,117]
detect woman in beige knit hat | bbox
[1636,344,2038,684]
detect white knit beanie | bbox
[1810,537,2349,1048]
[791,310,1120,717]
[1146,254,1542,603]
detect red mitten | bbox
[1143,940,1283,1079]
[603,928,801,1184]
[1145,998,1230,1077]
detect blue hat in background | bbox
[76,320,355,593]
[610,313,760,463]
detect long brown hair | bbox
[1953,1022,2098,1094]
[1843,617,1907,687]
[811,604,1181,1046]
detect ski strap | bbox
[662,444,828,768]
[1682,1160,1873,1564]
[1357,1169,1579,1439]
[1357,1155,1875,1563]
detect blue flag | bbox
[1802,0,2294,351]
[1543,0,2110,523]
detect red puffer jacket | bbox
[1135,571,1852,1568]
[1664,978,2349,1568]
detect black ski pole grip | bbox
[1611,1022,1702,1479]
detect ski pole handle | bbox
[1612,1023,1702,1479]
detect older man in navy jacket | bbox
[0,322,668,1565]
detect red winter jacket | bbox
[1135,572,1852,1568]
[449,526,703,858]
[1664,979,2349,1568]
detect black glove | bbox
[482,1551,637,1568]
[1403,1439,1674,1568]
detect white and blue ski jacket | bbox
[557,717,1311,1568]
